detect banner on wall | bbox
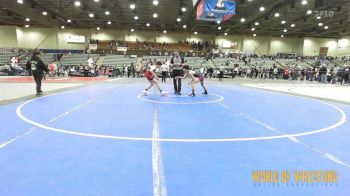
[117,47,128,52]
[319,47,329,56]
[89,44,98,50]
[196,0,236,22]
[67,35,85,43]
[221,40,238,48]
[231,41,238,48]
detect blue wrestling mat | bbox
[0,78,349,196]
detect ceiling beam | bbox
[257,1,343,36]
[0,0,60,27]
[225,0,285,33]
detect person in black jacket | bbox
[25,51,49,95]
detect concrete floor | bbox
[0,83,83,102]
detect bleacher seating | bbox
[305,59,317,66]
[249,58,276,68]
[275,58,312,68]
[0,52,16,64]
[185,57,209,68]
[101,55,136,66]
[334,57,350,66]
[40,53,56,64]
[61,54,100,66]
[213,58,247,68]
[141,56,170,65]
[305,58,335,68]
[141,56,209,68]
[97,41,192,53]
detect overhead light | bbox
[259,7,265,12]
[324,25,329,29]
[218,26,222,30]
[281,35,284,37]
[42,11,48,16]
[61,25,65,29]
[25,24,30,28]
[130,4,135,9]
[216,20,221,24]
[163,30,167,33]
[251,28,255,31]
[317,16,321,20]
[89,13,94,18]
[255,22,259,26]
[307,10,312,15]
[131,29,134,32]
[194,32,198,35]
[94,0,99,2]
[134,16,139,20]
[283,29,287,32]
[177,18,181,22]
[67,19,72,23]
[224,32,228,36]
[25,18,30,22]
[146,23,150,27]
[183,25,187,29]
[97,27,100,30]
[240,18,245,22]
[301,0,308,5]
[17,0,23,4]
[105,11,110,15]
[318,22,323,26]
[107,21,111,25]
[281,20,286,24]
[182,7,186,12]
[291,24,295,27]
[153,13,158,18]
[253,34,256,36]
[74,1,81,6]
[153,0,159,6]
[274,13,280,17]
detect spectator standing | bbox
[160,63,169,82]
[87,57,94,68]
[319,65,327,83]
[343,66,350,84]
[219,64,225,81]
[126,66,130,78]
[331,66,338,84]
[25,51,49,95]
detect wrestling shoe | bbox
[189,93,195,97]
[142,90,147,96]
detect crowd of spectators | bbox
[1,46,350,85]
[177,40,216,51]
[214,55,350,85]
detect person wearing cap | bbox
[25,51,49,95]
[170,51,185,95]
